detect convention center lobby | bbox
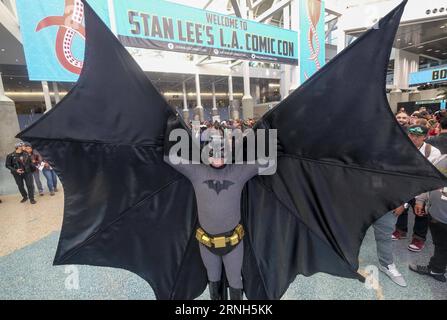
[0,0,446,302]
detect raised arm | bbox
[163,114,196,179]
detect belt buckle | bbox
[213,236,226,248]
[201,235,212,247]
[235,224,245,238]
[229,233,239,246]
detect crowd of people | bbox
[374,107,447,286]
[189,118,256,132]
[4,142,59,204]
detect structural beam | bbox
[0,1,21,43]
[52,82,61,104]
[255,0,290,23]
[230,0,242,18]
[203,0,214,10]
[251,0,270,10]
[196,55,211,66]
[41,81,52,112]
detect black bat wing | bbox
[203,180,215,191]
[17,1,206,299]
[241,0,447,299]
[223,180,235,191]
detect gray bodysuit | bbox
[164,156,259,288]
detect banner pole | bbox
[107,0,118,36]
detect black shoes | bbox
[409,264,446,282]
[21,197,36,204]
[229,287,243,300]
[209,281,223,300]
[209,281,243,300]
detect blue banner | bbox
[409,65,447,87]
[299,0,325,84]
[114,0,298,65]
[16,0,299,82]
[16,0,110,82]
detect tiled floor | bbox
[0,191,445,300]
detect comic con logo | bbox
[36,0,85,74]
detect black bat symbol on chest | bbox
[203,180,235,195]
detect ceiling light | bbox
[441,25,446,29]
[435,50,441,53]
[426,49,433,52]
[0,49,5,52]
[417,45,424,49]
[408,42,413,45]
[397,38,401,41]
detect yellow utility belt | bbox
[196,224,245,248]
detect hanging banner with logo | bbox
[409,66,447,87]
[16,0,298,82]
[299,0,325,84]
[16,0,110,82]
[114,0,298,65]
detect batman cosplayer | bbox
[17,0,447,300]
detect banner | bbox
[114,0,298,65]
[16,0,110,82]
[409,65,447,87]
[299,0,325,84]
[16,0,299,82]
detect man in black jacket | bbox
[5,142,36,204]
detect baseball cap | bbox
[407,125,428,136]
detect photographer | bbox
[4,142,36,204]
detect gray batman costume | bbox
[164,156,259,289]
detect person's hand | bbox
[414,203,425,216]
[16,169,24,174]
[393,205,405,216]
